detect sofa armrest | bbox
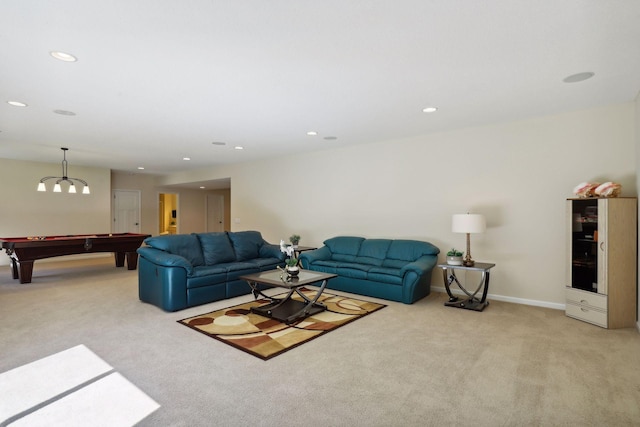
[299,246,332,268]
[259,243,286,260]
[400,255,438,277]
[137,247,194,275]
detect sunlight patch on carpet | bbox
[0,345,160,426]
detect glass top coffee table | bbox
[239,269,337,324]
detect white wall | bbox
[0,158,111,265]
[161,103,637,307]
[636,91,640,329]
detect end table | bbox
[437,262,495,312]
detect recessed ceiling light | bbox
[183,157,191,161]
[422,107,438,113]
[234,146,244,150]
[307,131,318,136]
[53,109,76,116]
[137,166,145,170]
[563,72,595,83]
[211,141,226,146]
[7,101,28,107]
[199,186,206,189]
[50,51,77,62]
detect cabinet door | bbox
[567,199,599,293]
[596,198,607,295]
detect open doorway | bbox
[159,193,178,234]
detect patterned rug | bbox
[178,288,386,360]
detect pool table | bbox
[0,233,151,284]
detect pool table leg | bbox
[114,252,126,268]
[10,258,19,280]
[113,252,140,270]
[18,260,34,284]
[125,252,139,270]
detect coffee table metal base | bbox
[251,297,326,324]
[241,269,336,324]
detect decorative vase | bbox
[286,265,300,277]
[447,256,463,266]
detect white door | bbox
[207,194,225,232]
[113,190,141,233]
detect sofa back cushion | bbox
[143,234,204,267]
[227,231,264,261]
[324,236,365,262]
[195,232,236,265]
[354,239,392,266]
[384,240,440,264]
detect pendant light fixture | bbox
[37,147,90,194]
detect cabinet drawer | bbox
[565,288,607,310]
[566,301,607,328]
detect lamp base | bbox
[463,259,475,267]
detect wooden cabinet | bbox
[566,197,637,329]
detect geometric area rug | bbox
[177,288,386,360]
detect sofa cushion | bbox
[187,267,227,288]
[367,271,403,285]
[195,232,236,265]
[381,258,408,269]
[143,234,204,267]
[354,256,384,266]
[228,231,263,261]
[357,239,391,260]
[331,253,357,262]
[324,236,364,256]
[337,266,368,279]
[245,257,283,269]
[386,240,440,261]
[310,260,339,274]
[369,266,403,277]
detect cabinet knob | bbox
[599,242,605,251]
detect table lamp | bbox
[452,213,486,266]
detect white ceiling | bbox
[1,1,640,181]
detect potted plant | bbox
[446,248,463,265]
[289,234,301,248]
[280,240,300,276]
[284,256,299,276]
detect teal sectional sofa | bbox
[137,231,285,311]
[299,236,440,304]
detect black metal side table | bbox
[437,262,495,312]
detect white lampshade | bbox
[53,183,62,193]
[37,182,46,192]
[68,183,76,193]
[452,214,486,234]
[82,185,90,194]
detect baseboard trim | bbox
[431,286,565,311]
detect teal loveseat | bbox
[299,236,440,304]
[137,231,285,311]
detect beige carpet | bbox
[0,344,159,426]
[1,257,639,426]
[178,289,385,360]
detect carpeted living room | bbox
[2,1,640,426]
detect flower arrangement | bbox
[280,240,298,267]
